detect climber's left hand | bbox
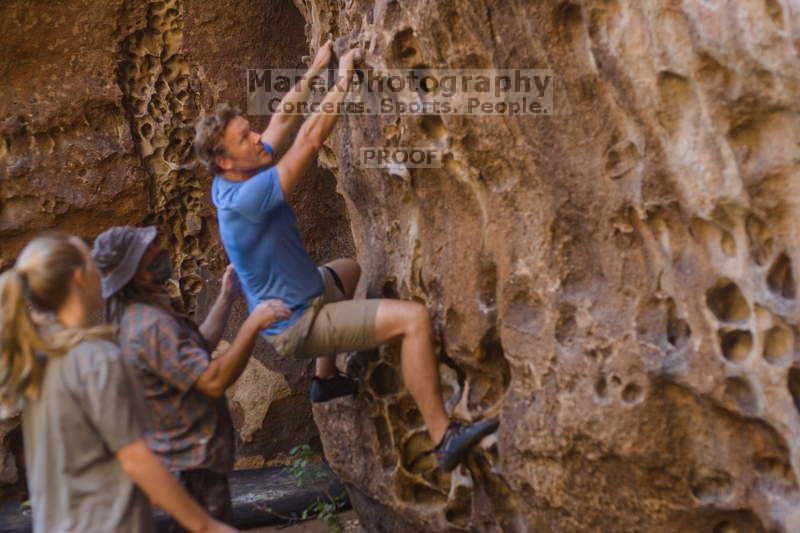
[311,40,334,70]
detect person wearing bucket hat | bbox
[0,231,235,533]
[194,43,498,473]
[92,225,290,530]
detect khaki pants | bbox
[263,267,381,358]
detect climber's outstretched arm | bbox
[276,48,359,196]
[261,41,334,154]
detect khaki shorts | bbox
[263,267,381,359]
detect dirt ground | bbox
[245,510,359,532]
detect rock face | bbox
[0,0,354,488]
[0,1,149,267]
[296,0,800,531]
[3,0,800,530]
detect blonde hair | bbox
[0,232,112,410]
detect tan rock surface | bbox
[2,0,800,530]
[299,0,800,531]
[225,344,292,444]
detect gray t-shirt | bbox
[22,338,154,532]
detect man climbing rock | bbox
[92,225,290,529]
[194,41,497,471]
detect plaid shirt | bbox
[118,302,234,473]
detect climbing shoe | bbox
[434,418,499,472]
[310,372,359,403]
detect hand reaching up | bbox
[338,47,361,72]
[312,40,334,69]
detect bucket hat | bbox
[91,226,157,299]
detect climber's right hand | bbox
[338,47,361,73]
[312,39,334,70]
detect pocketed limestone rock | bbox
[298,0,800,530]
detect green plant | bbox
[302,494,346,533]
[262,444,346,532]
[287,444,331,485]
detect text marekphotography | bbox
[247,68,553,116]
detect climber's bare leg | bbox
[373,300,450,445]
[315,258,361,379]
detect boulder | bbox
[299,0,800,530]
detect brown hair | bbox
[193,102,243,174]
[0,232,112,409]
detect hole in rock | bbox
[711,510,768,532]
[595,376,608,399]
[467,375,493,411]
[692,217,737,257]
[690,467,733,503]
[429,468,451,494]
[393,28,419,61]
[667,299,692,349]
[656,71,693,132]
[555,302,577,344]
[721,231,736,256]
[724,377,758,415]
[753,454,797,492]
[605,140,640,179]
[478,258,498,307]
[345,350,373,378]
[446,506,471,527]
[706,279,750,322]
[765,0,784,26]
[419,114,446,140]
[767,253,795,300]
[441,382,454,402]
[440,350,467,393]
[467,330,511,411]
[411,63,433,92]
[369,362,401,397]
[556,2,583,37]
[402,431,435,474]
[713,521,736,533]
[586,345,611,361]
[764,325,794,365]
[391,394,423,428]
[381,279,398,298]
[787,367,800,414]
[718,329,753,363]
[622,383,644,404]
[745,214,772,265]
[506,293,544,335]
[399,46,417,59]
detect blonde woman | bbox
[0,232,235,533]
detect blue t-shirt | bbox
[211,142,323,335]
